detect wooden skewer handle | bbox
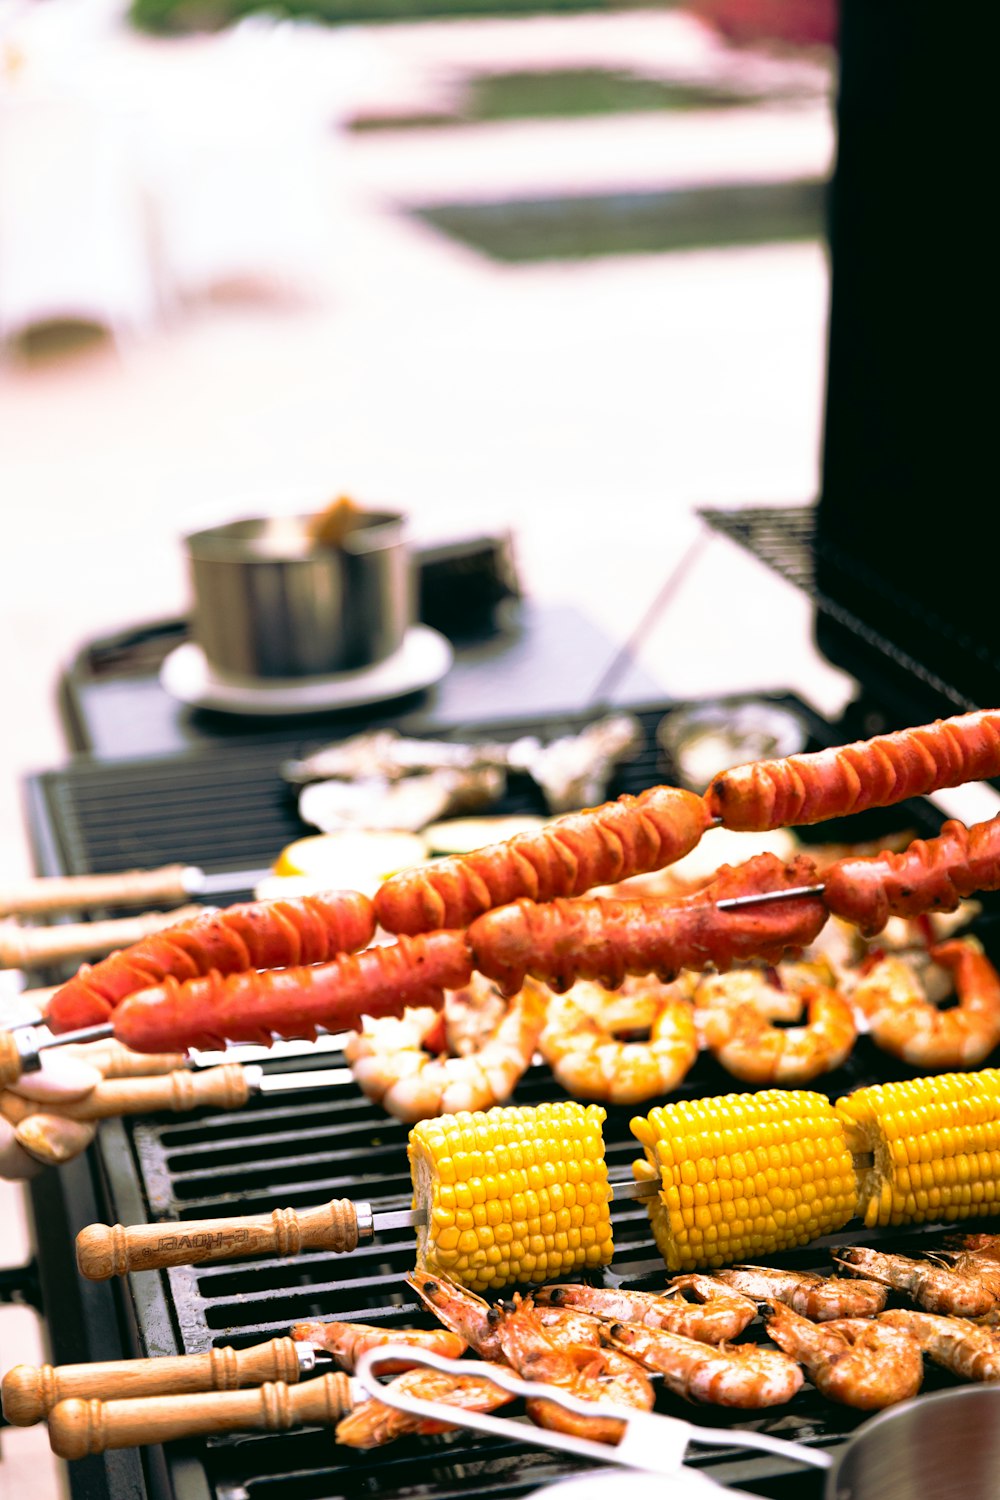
[0,866,193,919]
[47,1373,353,1459]
[77,1198,364,1279]
[58,1040,188,1078]
[0,1063,250,1124]
[0,905,205,971]
[2,1338,304,1425]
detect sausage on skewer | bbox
[30,816,1000,1059]
[704,709,1000,831]
[823,815,1000,935]
[46,890,376,1033]
[373,785,713,935]
[467,853,828,994]
[111,931,473,1055]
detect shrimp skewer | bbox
[712,1265,888,1321]
[539,981,697,1104]
[698,974,856,1085]
[290,1320,467,1373]
[345,979,549,1122]
[851,937,1000,1070]
[533,1278,757,1344]
[691,967,805,1029]
[765,1303,923,1409]
[492,1296,654,1445]
[602,1322,802,1408]
[335,1368,514,1449]
[879,1309,1000,1382]
[834,1246,998,1318]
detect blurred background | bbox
[0,0,848,900]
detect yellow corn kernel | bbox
[837,1069,1000,1227]
[409,1101,612,1291]
[630,1090,856,1271]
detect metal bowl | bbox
[185,511,411,679]
[827,1385,1000,1500]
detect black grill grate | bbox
[27,696,999,1500]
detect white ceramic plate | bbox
[160,625,453,717]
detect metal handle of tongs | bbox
[352,1346,833,1478]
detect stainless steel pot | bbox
[826,1385,1000,1500]
[185,511,410,679]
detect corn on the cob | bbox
[630,1091,857,1271]
[408,1101,613,1292]
[836,1069,1000,1229]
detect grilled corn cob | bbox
[408,1101,613,1292]
[837,1069,1000,1228]
[630,1090,857,1271]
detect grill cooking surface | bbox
[26,697,1000,1500]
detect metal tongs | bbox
[352,1345,832,1487]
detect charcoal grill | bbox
[20,693,1000,1500]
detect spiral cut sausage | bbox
[823,814,1000,935]
[704,709,1000,831]
[467,853,829,995]
[373,785,712,935]
[112,931,473,1054]
[46,890,376,1033]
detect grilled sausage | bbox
[373,786,712,935]
[467,853,828,994]
[46,891,376,1033]
[705,710,1000,831]
[823,815,1000,935]
[112,931,473,1054]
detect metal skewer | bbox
[0,864,281,919]
[0,1022,351,1085]
[74,1174,661,1281]
[714,884,826,910]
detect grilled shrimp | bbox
[534,1305,606,1347]
[602,1322,802,1408]
[290,1320,467,1373]
[346,979,548,1122]
[691,963,819,1028]
[533,1278,757,1343]
[698,977,856,1085]
[406,1269,505,1360]
[538,981,697,1104]
[930,1251,1000,1300]
[852,938,1000,1069]
[953,1233,1000,1261]
[335,1368,514,1448]
[835,1246,998,1318]
[443,975,509,1056]
[712,1265,888,1321]
[879,1309,1000,1382]
[493,1296,654,1445]
[766,1303,923,1409]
